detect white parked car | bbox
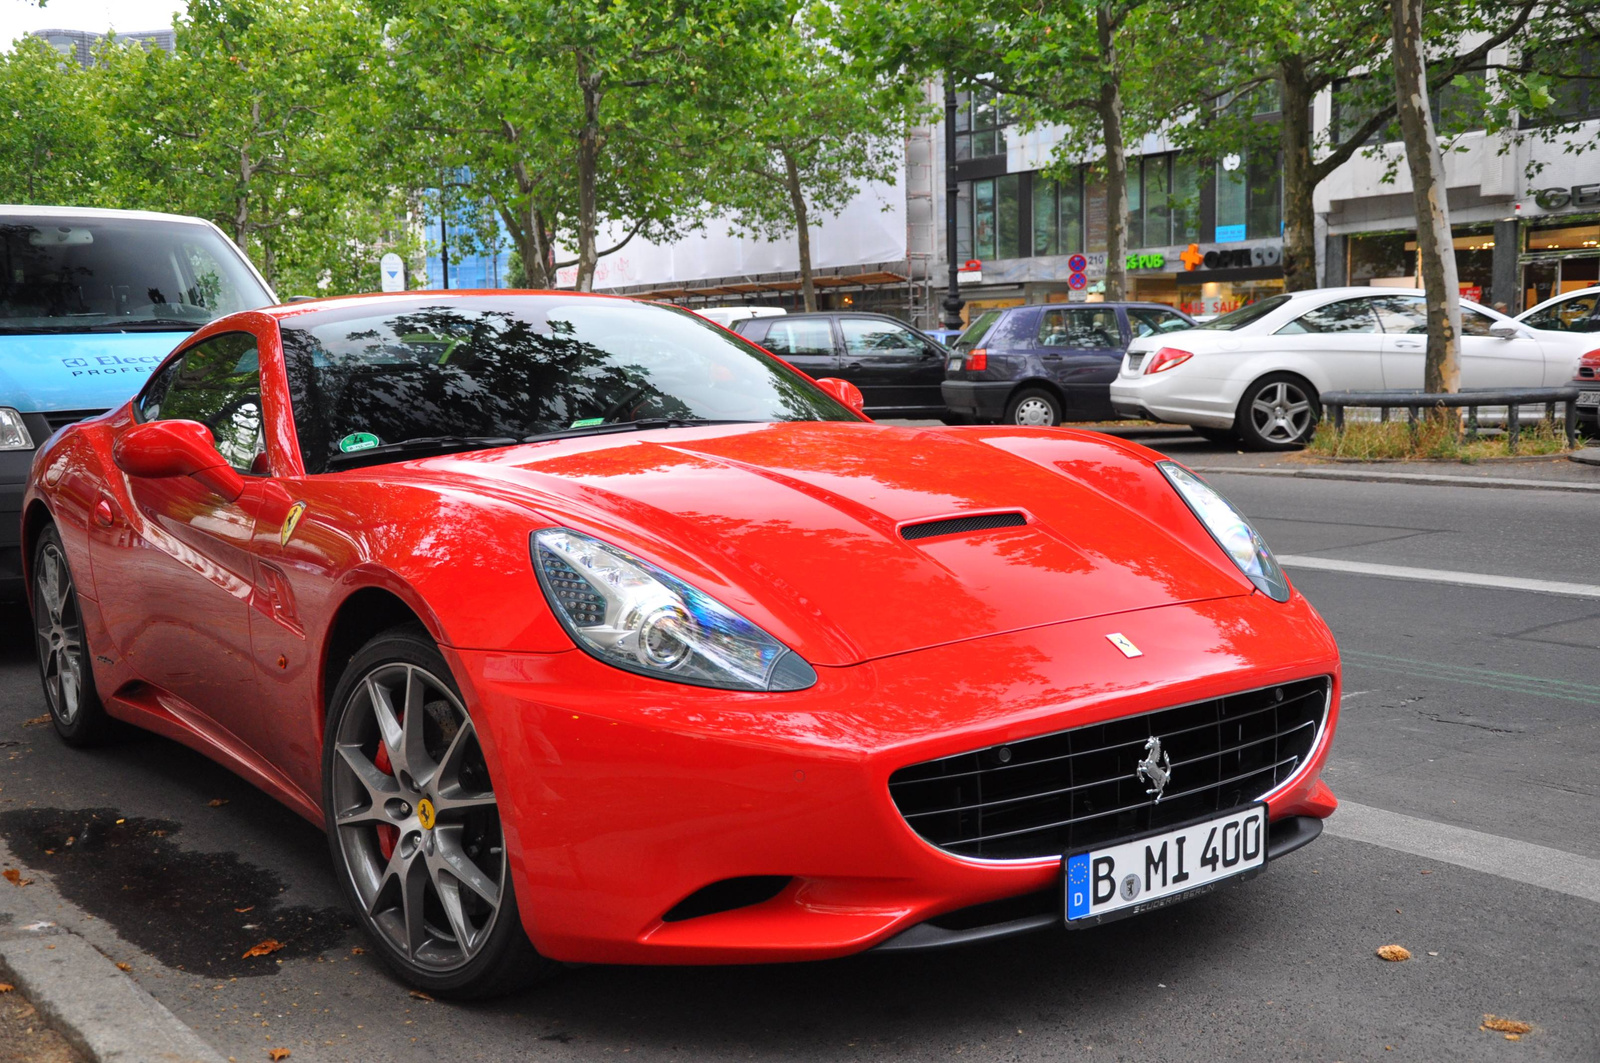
[1516,286,1600,335]
[1109,286,1590,450]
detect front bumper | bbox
[450,590,1341,965]
[0,449,32,599]
[942,380,1013,423]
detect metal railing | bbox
[1320,387,1583,451]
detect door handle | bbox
[1393,340,1422,349]
[93,497,116,528]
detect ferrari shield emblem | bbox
[279,501,307,547]
[1106,632,1143,658]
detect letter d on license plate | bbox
[1064,804,1267,926]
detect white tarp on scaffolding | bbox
[555,161,907,290]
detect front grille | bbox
[1127,353,1145,373]
[888,677,1329,860]
[42,409,107,433]
[901,512,1026,541]
[1580,367,1595,379]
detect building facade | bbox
[28,28,175,68]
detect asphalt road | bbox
[1,433,1596,1062]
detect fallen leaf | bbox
[350,947,365,955]
[269,1049,291,1061]
[242,940,284,959]
[408,990,435,1002]
[0,983,12,993]
[23,714,50,727]
[208,799,229,808]
[115,819,125,825]
[1482,1015,1532,1035]
[1506,1034,1522,1041]
[1428,951,1439,957]
[1419,869,1433,875]
[1376,945,1411,962]
[115,962,132,972]
[234,906,255,913]
[2,868,33,887]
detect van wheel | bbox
[1006,388,1062,427]
[1235,374,1318,450]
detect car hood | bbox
[409,422,1255,666]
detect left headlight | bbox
[1158,461,1290,602]
[0,408,34,451]
[531,527,817,691]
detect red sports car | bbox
[22,292,1340,996]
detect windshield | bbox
[279,295,858,473]
[0,215,271,335]
[1194,294,1292,331]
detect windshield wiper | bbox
[77,320,206,333]
[326,435,521,468]
[522,417,758,443]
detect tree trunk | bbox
[574,51,603,292]
[1278,56,1319,291]
[1096,3,1128,302]
[782,148,817,312]
[1390,0,1461,397]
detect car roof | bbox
[0,204,218,226]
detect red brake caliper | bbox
[374,735,399,860]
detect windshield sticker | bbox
[570,417,605,428]
[338,432,381,453]
[279,501,307,547]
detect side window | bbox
[734,319,770,342]
[760,319,835,359]
[1128,308,1192,338]
[1277,298,1381,334]
[1526,294,1599,332]
[140,331,265,474]
[1370,296,1430,334]
[1037,307,1121,349]
[1460,308,1498,337]
[841,317,921,357]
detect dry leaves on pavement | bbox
[1376,945,1411,961]
[208,799,229,808]
[268,1049,291,1060]
[22,714,50,727]
[115,963,132,972]
[242,939,285,959]
[0,984,12,993]
[1482,1015,1533,1040]
[409,990,435,1001]
[2,869,32,887]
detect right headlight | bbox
[0,408,34,451]
[531,527,817,691]
[1158,461,1290,602]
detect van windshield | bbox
[0,215,272,335]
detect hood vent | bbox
[901,511,1027,541]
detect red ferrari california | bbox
[22,292,1339,996]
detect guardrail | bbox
[1320,386,1582,451]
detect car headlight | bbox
[1158,461,1290,602]
[0,408,34,451]
[531,528,817,691]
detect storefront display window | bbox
[1173,278,1286,317]
[1347,226,1499,304]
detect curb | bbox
[1191,465,1600,493]
[0,924,226,1063]
[1570,447,1600,467]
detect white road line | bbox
[1323,801,1600,906]
[1277,554,1600,600]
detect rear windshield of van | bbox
[0,216,272,334]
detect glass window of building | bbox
[1126,155,1200,249]
[955,87,1013,160]
[1032,170,1085,257]
[1245,153,1282,239]
[1215,157,1248,242]
[1520,40,1600,126]
[964,174,1023,261]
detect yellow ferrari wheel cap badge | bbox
[416,798,436,830]
[1106,632,1143,658]
[279,501,306,547]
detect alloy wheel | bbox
[33,542,86,727]
[1249,381,1314,444]
[330,663,505,972]
[1013,397,1057,426]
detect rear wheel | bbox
[1235,374,1318,450]
[323,629,555,998]
[1006,387,1063,427]
[31,527,112,747]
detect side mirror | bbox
[113,420,245,502]
[814,377,867,416]
[1489,325,1520,340]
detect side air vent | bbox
[901,512,1027,541]
[661,876,792,922]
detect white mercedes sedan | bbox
[1109,287,1589,450]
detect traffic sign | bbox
[1068,272,1087,290]
[380,252,405,293]
[1067,254,1087,273]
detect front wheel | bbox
[322,629,555,998]
[1235,374,1319,450]
[31,526,113,747]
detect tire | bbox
[1234,373,1319,451]
[1190,426,1238,445]
[1005,387,1063,427]
[31,526,113,747]
[322,628,557,998]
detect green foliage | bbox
[0,37,110,205]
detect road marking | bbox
[1278,554,1600,600]
[1341,650,1600,704]
[1194,465,1600,493]
[1325,801,1600,906]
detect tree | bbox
[716,12,923,311]
[0,38,108,205]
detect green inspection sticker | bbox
[570,417,605,428]
[338,431,381,453]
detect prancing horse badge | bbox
[1106,632,1143,658]
[280,501,307,547]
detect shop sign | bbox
[957,259,983,284]
[1126,252,1165,270]
[1460,284,1483,302]
[1178,242,1283,271]
[1532,184,1600,211]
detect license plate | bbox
[948,358,963,372]
[1579,390,1600,408]
[1064,804,1267,926]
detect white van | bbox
[696,306,787,328]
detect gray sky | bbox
[2,0,186,43]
